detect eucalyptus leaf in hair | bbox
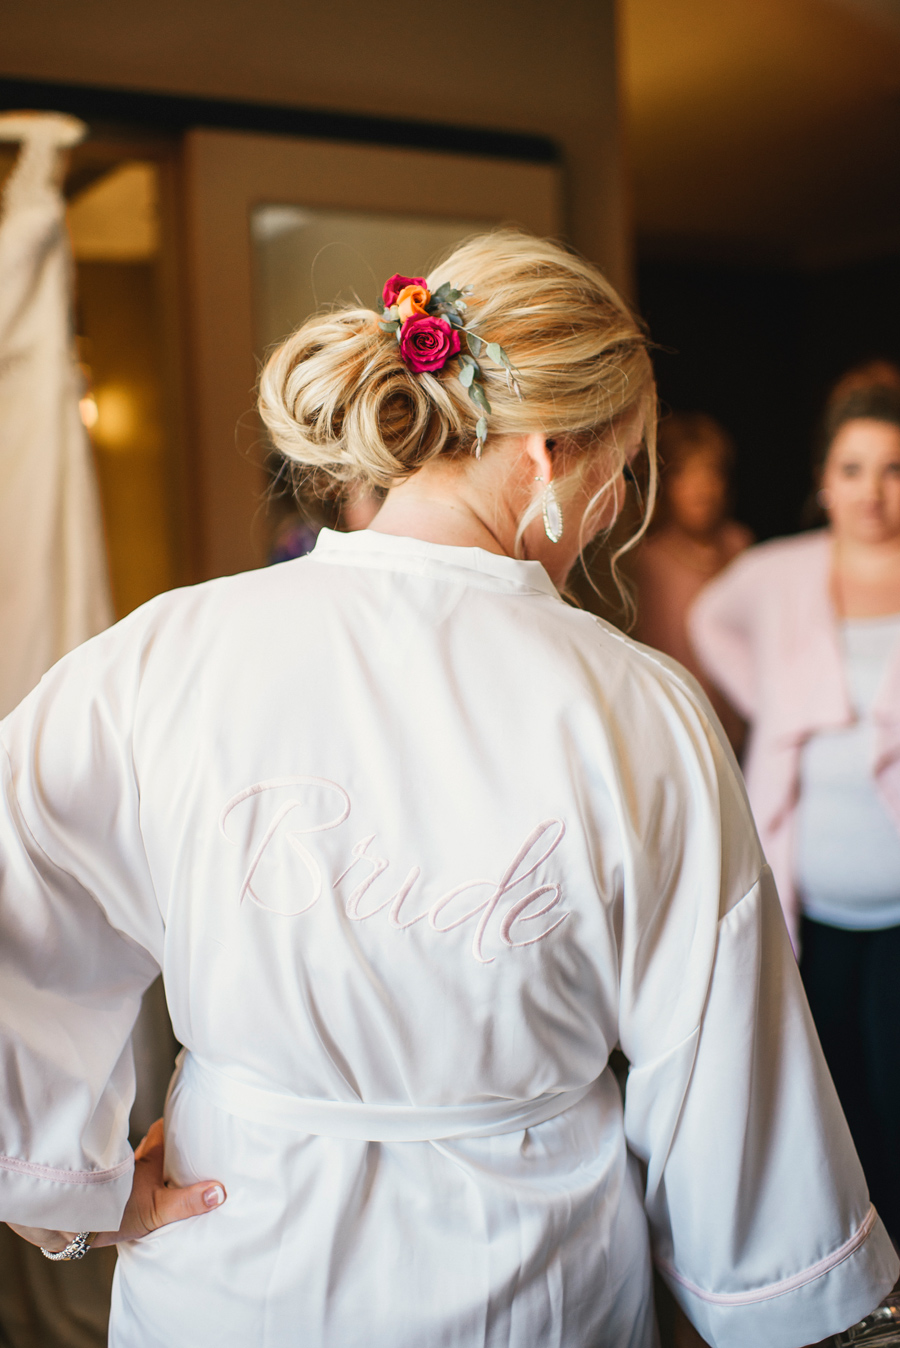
[469,382,492,415]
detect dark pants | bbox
[800,915,900,1240]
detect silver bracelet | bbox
[40,1231,96,1261]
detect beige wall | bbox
[0,0,629,292]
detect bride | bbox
[1,232,894,1347]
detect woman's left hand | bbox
[7,1117,226,1253]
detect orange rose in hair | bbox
[396,284,430,322]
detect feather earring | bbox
[542,481,564,543]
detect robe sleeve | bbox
[0,605,166,1231]
[688,553,760,721]
[616,662,898,1348]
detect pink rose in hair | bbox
[383,274,427,308]
[399,315,461,374]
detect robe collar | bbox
[310,527,563,602]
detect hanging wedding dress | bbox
[0,111,113,720]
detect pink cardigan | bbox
[689,530,900,945]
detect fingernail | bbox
[203,1184,226,1209]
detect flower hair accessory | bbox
[380,273,521,457]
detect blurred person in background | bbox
[632,412,752,751]
[269,481,382,563]
[691,382,900,1244]
[827,359,900,409]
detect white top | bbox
[797,615,900,929]
[0,528,894,1348]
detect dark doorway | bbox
[638,252,900,541]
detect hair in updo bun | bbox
[258,229,656,507]
[259,306,464,493]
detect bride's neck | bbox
[367,464,514,557]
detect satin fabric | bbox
[0,528,895,1346]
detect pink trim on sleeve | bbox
[0,1153,133,1185]
[658,1204,878,1305]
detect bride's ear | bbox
[522,432,556,484]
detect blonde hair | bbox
[259,229,657,569]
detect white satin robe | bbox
[0,528,895,1347]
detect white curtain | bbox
[0,112,113,720]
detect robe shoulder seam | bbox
[0,738,60,870]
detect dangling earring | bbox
[542,480,564,543]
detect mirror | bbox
[251,204,489,354]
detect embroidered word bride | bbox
[219,776,570,963]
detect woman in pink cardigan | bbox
[691,383,900,1243]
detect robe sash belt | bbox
[179,1051,595,1141]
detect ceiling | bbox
[621,0,900,265]
[1,0,896,272]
